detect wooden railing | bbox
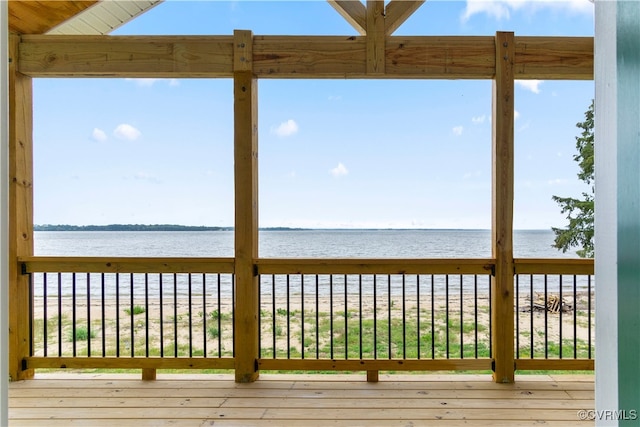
[18,256,594,380]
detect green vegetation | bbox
[552,100,594,258]
[124,305,146,316]
[70,325,96,341]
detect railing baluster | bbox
[559,275,563,359]
[217,273,222,357]
[445,275,449,359]
[116,274,120,357]
[529,274,534,359]
[272,274,276,359]
[43,273,47,357]
[387,274,391,360]
[87,273,91,357]
[344,274,348,360]
[359,275,363,359]
[145,273,149,358]
[573,275,577,359]
[515,275,520,358]
[373,274,378,360]
[231,274,235,358]
[301,274,305,360]
[188,273,193,358]
[459,275,463,359]
[315,275,319,359]
[430,274,435,359]
[402,275,406,359]
[488,274,492,359]
[173,273,178,358]
[202,273,207,357]
[159,274,164,358]
[286,275,291,359]
[130,273,134,358]
[330,275,334,360]
[474,275,478,359]
[72,273,77,357]
[544,275,548,359]
[417,275,421,360]
[101,273,105,357]
[57,273,62,357]
[28,272,34,357]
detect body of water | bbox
[31,230,583,298]
[34,229,576,258]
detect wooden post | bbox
[366,0,385,75]
[8,34,35,381]
[491,31,515,384]
[233,30,259,383]
[141,368,156,381]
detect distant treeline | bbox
[34,224,303,232]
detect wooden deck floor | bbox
[9,373,594,426]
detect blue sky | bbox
[33,0,595,229]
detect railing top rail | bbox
[19,256,236,274]
[256,258,496,275]
[514,258,594,275]
[20,256,594,275]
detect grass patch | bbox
[124,305,146,316]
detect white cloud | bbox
[329,162,349,178]
[516,80,543,94]
[514,110,521,121]
[461,0,593,23]
[461,1,511,22]
[272,119,299,137]
[328,95,342,101]
[114,124,141,141]
[91,128,108,142]
[126,78,180,87]
[452,126,464,136]
[472,115,486,124]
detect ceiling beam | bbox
[17,34,594,80]
[384,0,426,35]
[327,0,367,35]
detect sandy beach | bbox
[31,289,594,363]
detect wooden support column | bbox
[8,34,34,381]
[366,0,385,75]
[491,31,515,384]
[233,30,259,383]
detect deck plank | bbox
[9,373,594,426]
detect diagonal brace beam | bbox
[327,0,367,35]
[385,0,426,35]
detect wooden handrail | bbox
[514,258,594,275]
[19,256,235,274]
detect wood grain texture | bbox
[233,30,259,383]
[25,357,235,370]
[327,0,367,35]
[8,33,34,381]
[491,32,515,384]
[8,0,97,34]
[256,258,495,275]
[366,0,385,74]
[384,0,425,36]
[514,258,594,275]
[8,373,594,426]
[19,256,235,273]
[18,35,593,79]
